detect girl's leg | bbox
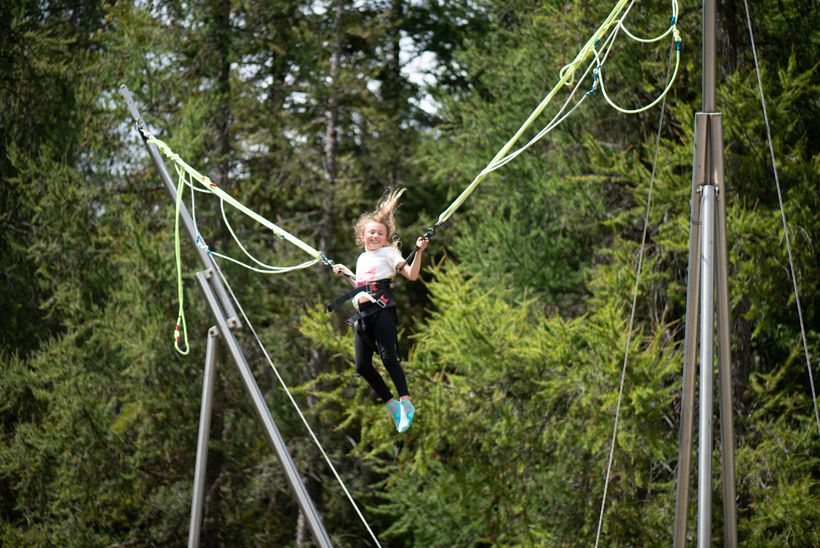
[354,321,394,402]
[372,308,409,398]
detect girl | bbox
[331,188,428,433]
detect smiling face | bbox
[362,221,388,251]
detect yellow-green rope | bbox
[150,137,325,354]
[434,0,679,227]
[149,137,324,261]
[173,171,190,355]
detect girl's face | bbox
[362,221,388,251]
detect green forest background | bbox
[1,0,817,545]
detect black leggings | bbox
[354,306,409,402]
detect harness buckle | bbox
[376,295,389,308]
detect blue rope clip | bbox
[195,234,211,251]
[586,66,601,96]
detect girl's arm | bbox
[399,237,429,281]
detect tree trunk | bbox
[385,0,404,188]
[320,0,343,253]
[202,1,232,544]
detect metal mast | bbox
[672,1,737,546]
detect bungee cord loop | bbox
[619,1,678,44]
[216,197,320,274]
[173,170,190,355]
[597,26,681,114]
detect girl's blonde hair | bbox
[355,188,406,248]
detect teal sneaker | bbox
[386,401,401,430]
[397,400,415,433]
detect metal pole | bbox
[703,0,716,111]
[676,0,734,540]
[119,85,241,329]
[673,113,709,548]
[195,271,333,548]
[189,327,219,548]
[711,115,738,547]
[697,184,716,547]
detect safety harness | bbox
[326,279,397,352]
[326,279,396,325]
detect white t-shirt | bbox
[355,246,404,286]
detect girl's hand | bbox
[399,237,429,281]
[332,264,354,278]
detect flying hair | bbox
[355,187,406,249]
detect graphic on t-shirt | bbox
[358,266,378,286]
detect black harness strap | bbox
[326,279,395,313]
[345,299,387,326]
